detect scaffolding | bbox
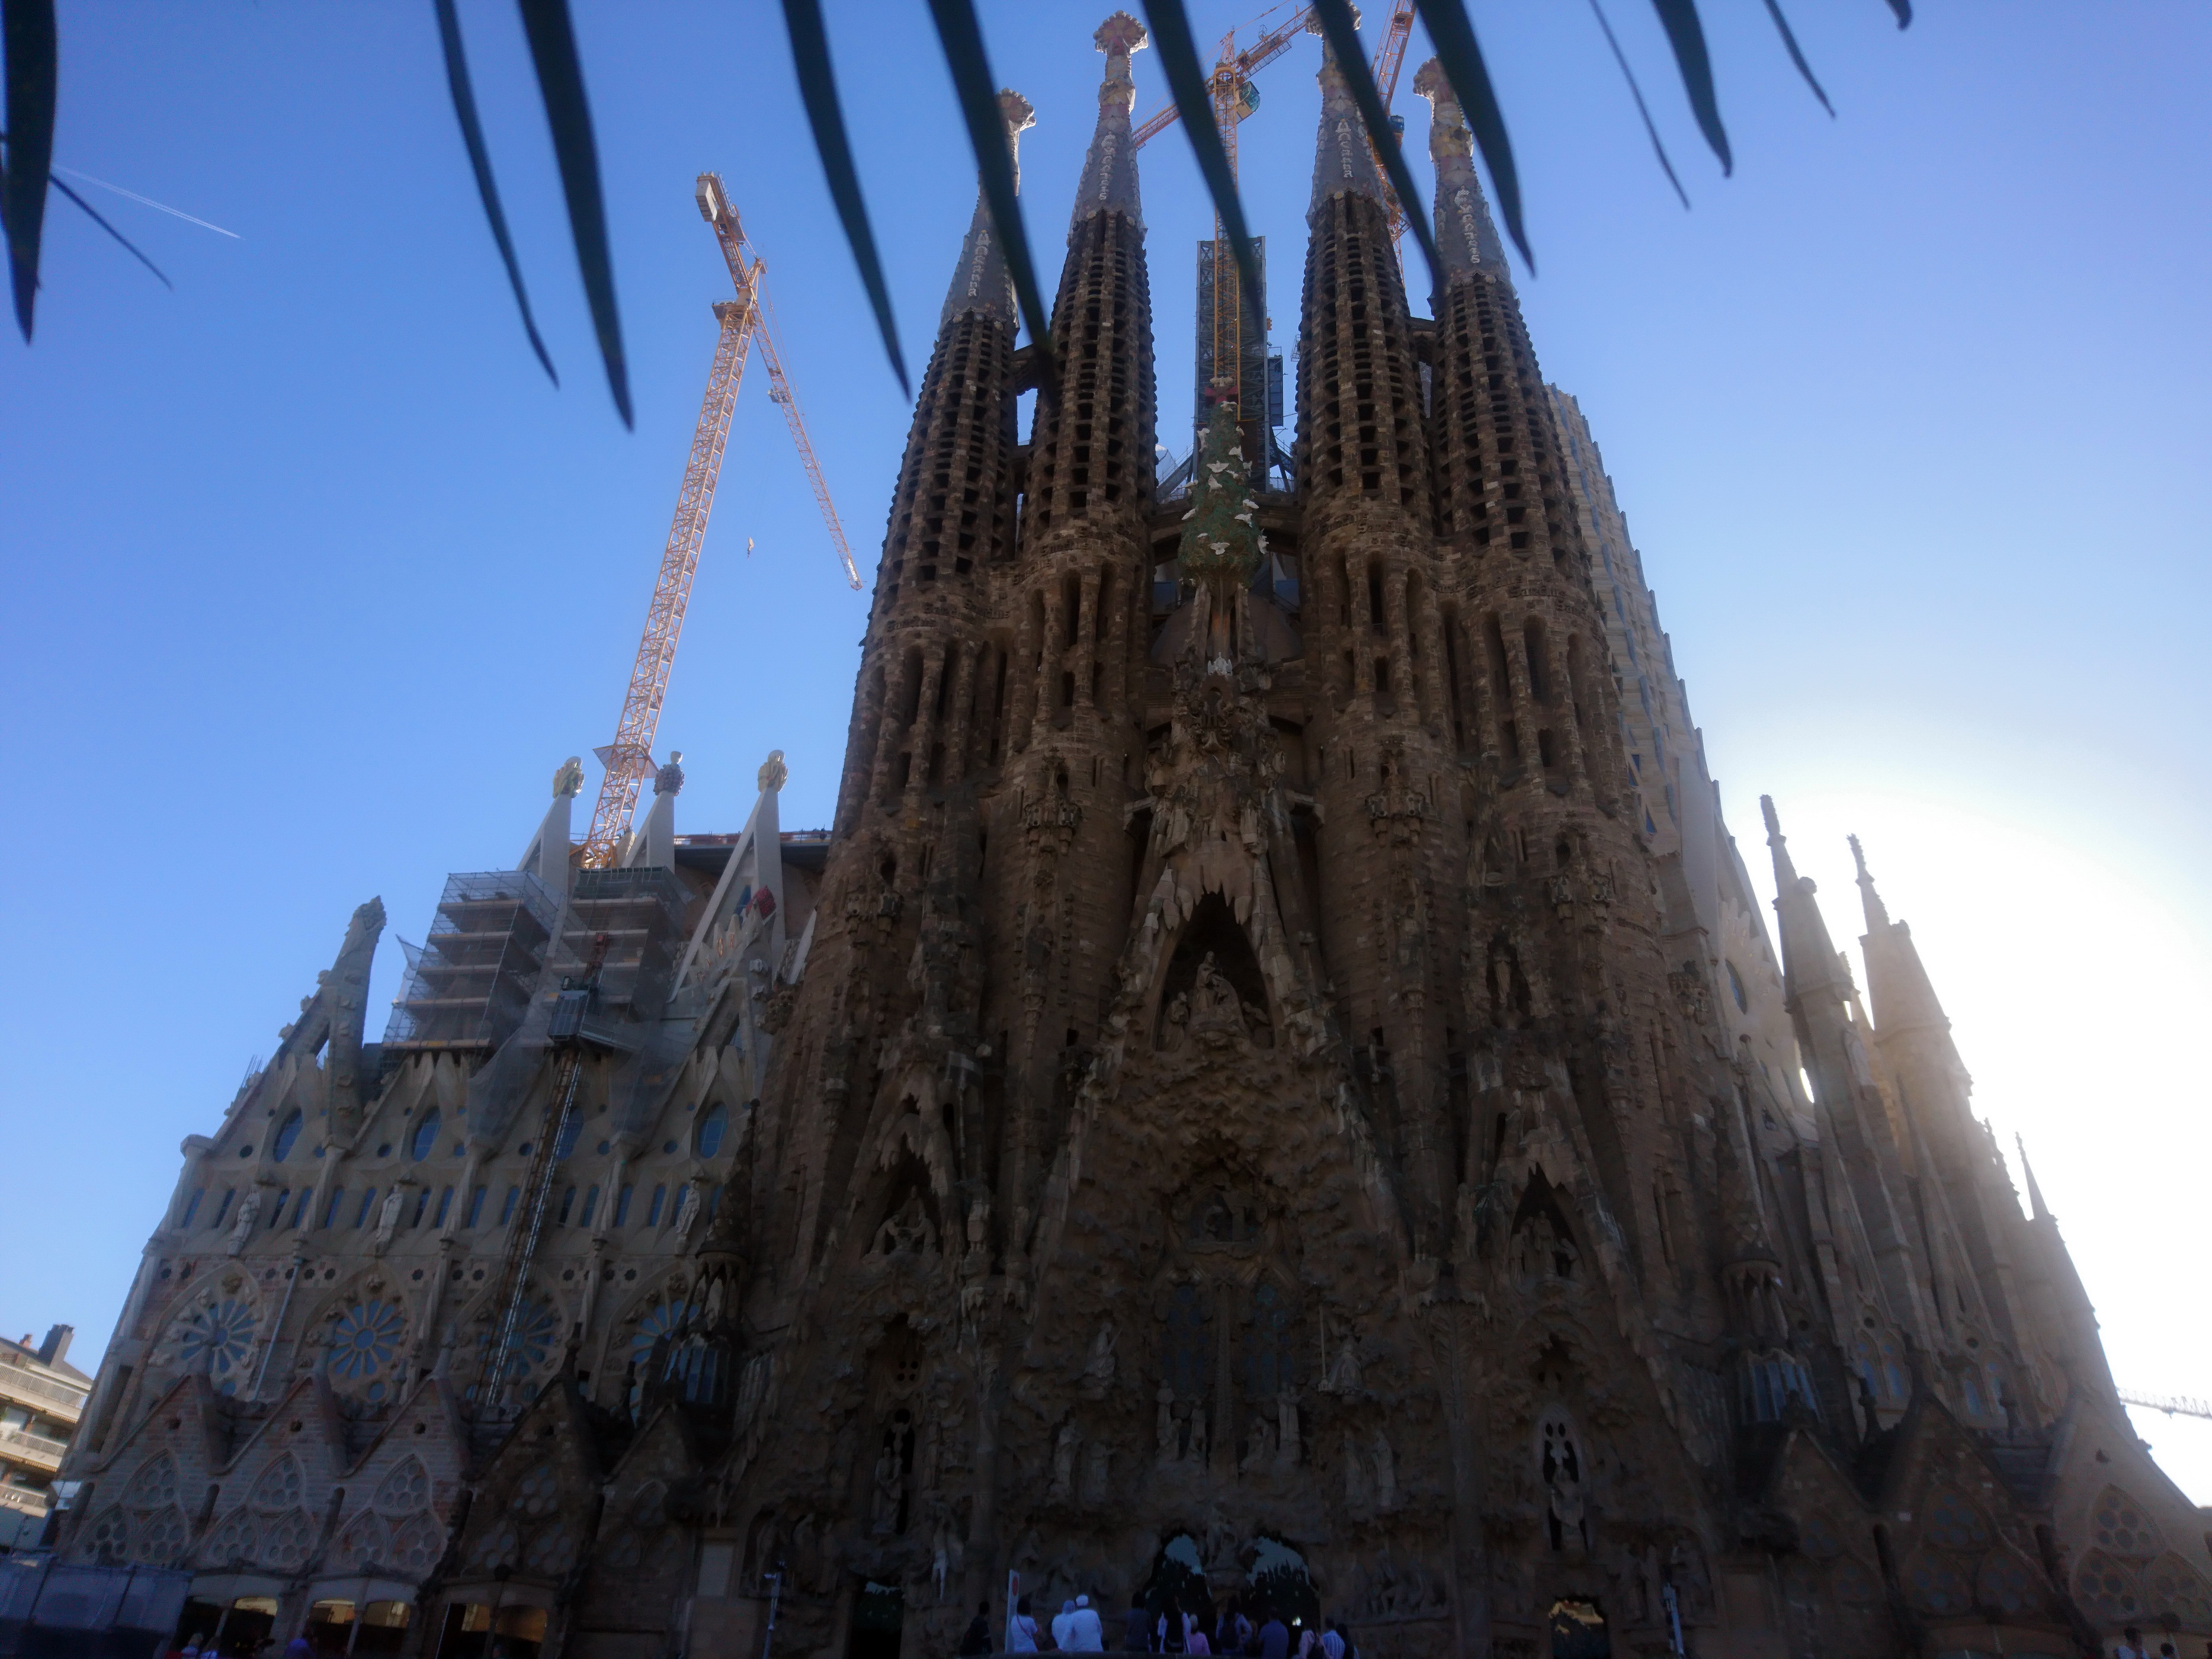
[566,867,691,1025]
[382,873,563,1051]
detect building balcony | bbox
[0,1426,69,1473]
[0,1358,86,1421]
[0,1483,49,1517]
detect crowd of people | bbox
[957,1593,1359,1658]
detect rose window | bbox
[330,1299,406,1384]
[178,1300,257,1383]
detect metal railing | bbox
[0,1362,85,1418]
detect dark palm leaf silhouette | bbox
[0,0,1906,410]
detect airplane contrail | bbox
[52,165,240,239]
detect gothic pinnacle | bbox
[1309,27,1387,217]
[941,89,1036,330]
[1415,58,1510,282]
[1073,12,1146,230]
[1849,833,1891,929]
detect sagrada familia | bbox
[49,17,2211,1659]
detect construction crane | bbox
[1130,2,1419,438]
[2119,1387,2212,1422]
[579,172,859,871]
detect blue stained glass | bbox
[179,1299,256,1377]
[554,1114,582,1161]
[697,1103,729,1159]
[409,1110,440,1162]
[328,1299,405,1380]
[272,1109,303,1164]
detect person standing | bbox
[1258,1608,1290,1659]
[959,1602,994,1657]
[2116,1630,2147,1659]
[1009,1594,1043,1652]
[1124,1596,1152,1652]
[1053,1599,1078,1650]
[1065,1595,1106,1652]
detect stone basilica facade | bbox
[54,17,2212,1659]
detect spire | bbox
[322,897,386,1147]
[521,756,582,900]
[942,89,1036,330]
[1072,13,1145,229]
[1309,27,1387,216]
[1762,795,1849,1006]
[625,749,683,870]
[2016,1133,2049,1222]
[1849,834,1890,928]
[1415,59,1510,282]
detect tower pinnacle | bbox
[1415,58,1510,281]
[942,90,1036,330]
[1309,30,1387,216]
[1073,13,1146,229]
[1849,832,1890,928]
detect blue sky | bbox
[4,2,2209,1489]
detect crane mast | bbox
[1131,3,1419,457]
[579,173,853,870]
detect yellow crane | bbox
[581,173,859,870]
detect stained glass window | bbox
[272,1109,303,1164]
[698,1103,729,1159]
[465,1185,486,1228]
[329,1300,405,1383]
[178,1300,256,1381]
[1245,1282,1293,1399]
[409,1110,440,1163]
[648,1185,667,1227]
[614,1184,634,1227]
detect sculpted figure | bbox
[1082,1321,1117,1395]
[372,1186,406,1251]
[870,1443,900,1537]
[673,1182,701,1242]
[1371,1427,1397,1509]
[1049,1421,1079,1501]
[225,1189,262,1255]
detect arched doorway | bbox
[845,1578,903,1659]
[1548,1597,1611,1659]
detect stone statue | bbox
[1049,1421,1079,1501]
[1156,1386,1177,1462]
[757,749,788,793]
[1275,1391,1301,1469]
[1371,1427,1397,1509]
[1079,1441,1111,1507]
[1188,1399,1207,1464]
[1082,1321,1117,1396]
[1241,1414,1274,1473]
[1325,1335,1362,1395]
[552,756,585,798]
[673,1182,701,1242]
[654,750,686,797]
[870,1441,900,1536]
[225,1188,262,1255]
[373,1186,406,1251]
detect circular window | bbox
[409,1110,440,1163]
[663,1140,677,1155]
[238,1144,255,1158]
[271,1110,303,1164]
